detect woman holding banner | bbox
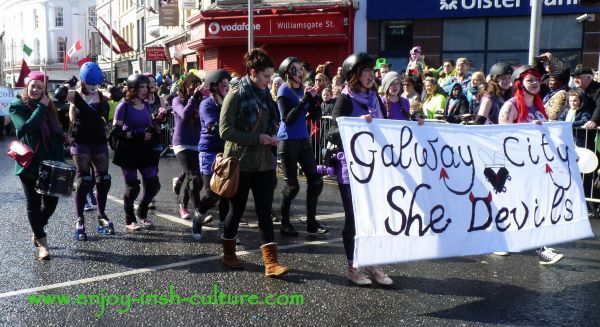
[498,65,564,265]
[9,72,66,260]
[329,53,393,286]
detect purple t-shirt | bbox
[382,96,410,120]
[114,101,152,134]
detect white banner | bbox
[0,86,16,116]
[337,118,595,267]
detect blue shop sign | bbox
[367,0,598,20]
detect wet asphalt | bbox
[0,137,599,326]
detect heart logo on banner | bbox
[483,167,511,193]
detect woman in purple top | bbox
[171,74,207,239]
[380,71,411,121]
[197,69,231,236]
[112,74,166,231]
[329,53,393,286]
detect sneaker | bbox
[191,216,203,241]
[83,203,95,212]
[307,220,329,234]
[203,214,214,225]
[141,218,154,229]
[364,267,393,285]
[148,200,156,210]
[126,222,142,231]
[493,251,509,256]
[88,192,97,206]
[537,247,564,265]
[179,207,191,219]
[346,266,372,286]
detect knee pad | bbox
[125,179,141,200]
[282,181,300,199]
[187,174,202,193]
[75,174,94,194]
[95,174,112,193]
[143,177,161,199]
[307,178,324,197]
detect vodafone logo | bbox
[207,21,261,35]
[208,22,220,35]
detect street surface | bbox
[0,137,598,326]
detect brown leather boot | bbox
[261,243,289,277]
[36,237,50,261]
[222,238,244,269]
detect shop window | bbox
[380,21,412,55]
[443,18,485,51]
[540,15,582,49]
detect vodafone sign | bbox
[204,12,346,38]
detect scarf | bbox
[237,75,277,134]
[342,85,383,119]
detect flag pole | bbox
[11,38,15,87]
[109,0,114,84]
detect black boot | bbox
[280,217,299,236]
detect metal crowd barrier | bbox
[159,108,176,157]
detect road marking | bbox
[0,238,342,299]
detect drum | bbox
[36,160,76,197]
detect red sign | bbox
[204,12,347,38]
[146,47,168,61]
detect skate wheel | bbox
[327,167,335,175]
[316,165,325,175]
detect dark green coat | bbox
[8,100,64,178]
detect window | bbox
[443,18,485,51]
[57,37,65,62]
[34,10,39,29]
[88,6,97,26]
[34,39,40,58]
[380,21,412,54]
[55,7,63,27]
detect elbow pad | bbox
[208,123,220,136]
[54,86,69,102]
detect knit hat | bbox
[25,71,47,86]
[381,71,400,94]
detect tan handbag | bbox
[209,109,262,198]
[209,153,240,198]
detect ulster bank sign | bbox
[368,0,592,19]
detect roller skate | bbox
[96,214,115,236]
[74,218,87,241]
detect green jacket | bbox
[219,90,277,172]
[9,100,64,178]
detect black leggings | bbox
[200,174,229,221]
[176,150,201,210]
[338,183,355,261]
[20,175,59,239]
[223,170,277,243]
[73,151,110,219]
[279,138,321,220]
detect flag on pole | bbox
[98,17,134,53]
[15,59,31,87]
[22,44,32,57]
[91,24,121,55]
[67,40,82,61]
[77,54,91,67]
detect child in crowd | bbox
[321,88,335,116]
[557,90,591,147]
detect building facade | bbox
[0,0,97,86]
[188,0,357,76]
[366,0,599,73]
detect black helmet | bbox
[204,69,231,87]
[511,65,536,83]
[126,73,150,90]
[342,52,374,81]
[278,57,300,80]
[489,62,513,77]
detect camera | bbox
[576,13,595,23]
